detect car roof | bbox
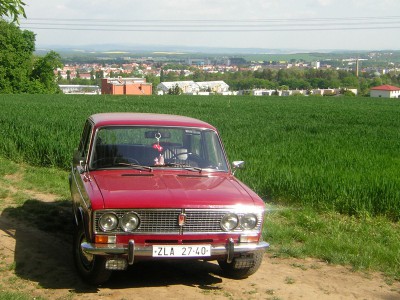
[89,113,216,130]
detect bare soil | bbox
[0,194,399,300]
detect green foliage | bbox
[145,73,160,93]
[0,20,62,94]
[342,89,356,96]
[265,207,400,280]
[0,0,26,23]
[0,95,400,220]
[167,83,182,95]
[31,51,63,93]
[0,19,34,93]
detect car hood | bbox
[91,171,258,209]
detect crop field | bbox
[0,94,399,220]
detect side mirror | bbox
[78,160,91,181]
[79,160,87,174]
[232,161,245,175]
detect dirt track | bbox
[1,200,400,300]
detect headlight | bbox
[99,213,119,232]
[240,213,258,230]
[120,212,140,232]
[220,213,239,231]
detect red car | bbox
[69,113,269,284]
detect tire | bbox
[218,250,264,279]
[73,225,112,285]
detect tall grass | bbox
[0,94,399,220]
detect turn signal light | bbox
[239,235,260,243]
[95,235,116,244]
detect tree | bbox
[145,74,160,94]
[30,51,63,93]
[160,68,165,82]
[341,76,359,88]
[0,0,26,23]
[179,69,185,80]
[164,71,179,82]
[168,84,182,95]
[192,70,205,82]
[0,19,34,93]
[0,19,63,94]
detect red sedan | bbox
[69,113,269,284]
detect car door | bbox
[70,120,93,226]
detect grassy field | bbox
[0,155,399,285]
[0,94,400,220]
[0,94,399,287]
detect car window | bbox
[202,130,228,170]
[90,126,228,171]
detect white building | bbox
[157,81,229,95]
[311,61,321,69]
[59,85,100,94]
[251,89,278,96]
[196,81,230,93]
[370,85,400,98]
[157,81,199,94]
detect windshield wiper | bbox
[161,162,202,173]
[115,162,153,172]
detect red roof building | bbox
[370,85,400,98]
[101,77,152,95]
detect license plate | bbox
[152,245,211,257]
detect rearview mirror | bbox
[145,130,171,139]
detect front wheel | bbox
[73,225,112,285]
[218,250,264,279]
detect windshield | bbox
[89,126,229,172]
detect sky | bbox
[19,0,400,51]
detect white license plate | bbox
[152,245,211,257]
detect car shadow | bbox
[0,199,223,293]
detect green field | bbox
[1,94,399,220]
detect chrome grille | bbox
[184,210,227,232]
[94,209,263,235]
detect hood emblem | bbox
[178,213,186,226]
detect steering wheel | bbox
[164,149,204,165]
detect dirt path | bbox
[1,205,399,300]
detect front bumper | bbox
[81,239,269,265]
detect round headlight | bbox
[99,213,119,232]
[240,213,258,230]
[220,213,239,231]
[121,212,140,232]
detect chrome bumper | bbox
[81,239,269,265]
